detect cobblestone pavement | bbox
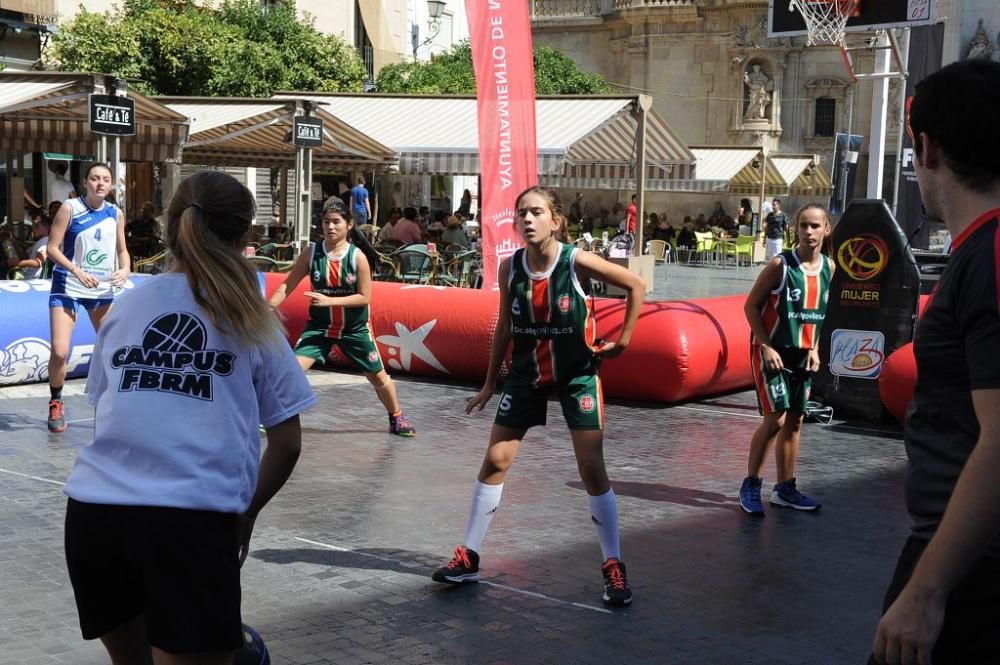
[0,265,909,665]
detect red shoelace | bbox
[48,400,64,421]
[602,559,626,590]
[447,546,471,570]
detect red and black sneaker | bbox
[601,557,633,607]
[47,399,67,433]
[432,545,480,584]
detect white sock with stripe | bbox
[462,481,503,554]
[588,488,621,561]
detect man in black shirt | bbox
[871,59,1000,665]
[763,198,787,261]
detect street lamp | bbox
[413,0,447,58]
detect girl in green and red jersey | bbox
[269,200,415,437]
[431,186,645,607]
[739,203,834,516]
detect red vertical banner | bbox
[466,0,538,289]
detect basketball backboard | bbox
[768,0,936,39]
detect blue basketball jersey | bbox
[52,197,121,299]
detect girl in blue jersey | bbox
[45,163,129,432]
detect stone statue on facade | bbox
[966,20,993,60]
[744,64,773,121]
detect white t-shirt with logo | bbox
[65,273,316,514]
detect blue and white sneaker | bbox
[770,478,821,511]
[739,476,765,516]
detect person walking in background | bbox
[45,163,129,433]
[350,177,371,226]
[870,59,1000,665]
[739,204,834,516]
[763,199,788,261]
[63,170,315,665]
[457,189,473,218]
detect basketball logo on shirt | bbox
[312,270,321,283]
[558,294,571,314]
[578,394,596,413]
[511,298,521,316]
[368,351,379,362]
[346,273,356,284]
[111,312,236,401]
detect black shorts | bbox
[64,498,243,654]
[867,536,1000,664]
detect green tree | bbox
[48,0,366,97]
[376,41,610,95]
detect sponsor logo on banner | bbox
[578,394,596,413]
[837,234,888,281]
[111,312,235,400]
[376,319,449,374]
[837,234,888,307]
[829,329,886,379]
[0,338,94,386]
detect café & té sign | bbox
[88,94,136,136]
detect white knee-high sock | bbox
[462,481,504,553]
[588,489,621,561]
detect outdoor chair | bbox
[693,232,716,264]
[434,249,477,287]
[372,249,398,281]
[133,249,170,274]
[393,246,435,284]
[645,239,670,264]
[247,256,283,273]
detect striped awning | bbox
[770,156,833,196]
[0,72,189,162]
[156,97,397,170]
[274,93,696,179]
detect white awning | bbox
[156,97,397,169]
[0,72,189,162]
[770,156,833,196]
[273,93,696,179]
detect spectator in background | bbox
[48,201,63,223]
[427,221,445,245]
[624,195,637,234]
[763,198,788,261]
[127,202,161,258]
[393,207,423,245]
[442,215,470,248]
[695,213,709,231]
[569,192,584,226]
[708,201,727,227]
[48,161,75,204]
[391,181,404,211]
[457,189,473,218]
[418,206,431,231]
[351,176,371,226]
[378,208,401,242]
[651,214,675,243]
[738,198,755,233]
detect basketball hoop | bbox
[789,0,861,46]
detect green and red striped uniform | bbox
[506,243,598,388]
[759,249,833,350]
[308,242,368,339]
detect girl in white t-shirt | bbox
[46,163,129,433]
[64,170,316,665]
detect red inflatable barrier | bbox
[879,342,916,422]
[877,295,931,422]
[263,275,754,403]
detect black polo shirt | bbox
[905,208,1000,559]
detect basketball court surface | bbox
[1,265,912,665]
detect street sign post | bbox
[293,116,323,148]
[88,94,136,136]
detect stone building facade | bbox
[530,0,987,212]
